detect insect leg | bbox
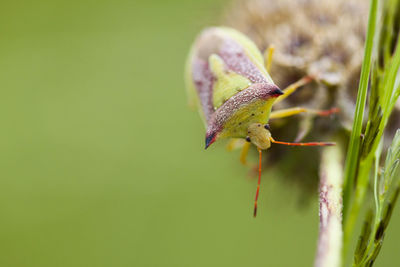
[269,107,339,119]
[263,45,275,73]
[226,139,251,165]
[274,76,313,104]
[240,141,251,165]
[226,138,246,151]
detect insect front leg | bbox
[240,141,251,165]
[226,138,251,165]
[226,138,246,151]
[274,76,313,104]
[263,45,275,73]
[269,107,339,119]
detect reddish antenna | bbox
[253,148,262,217]
[270,137,335,147]
[252,138,335,217]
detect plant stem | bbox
[315,146,343,267]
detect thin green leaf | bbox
[343,0,378,221]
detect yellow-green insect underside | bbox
[218,98,275,139]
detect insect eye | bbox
[246,136,251,142]
[264,124,271,130]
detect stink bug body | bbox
[185,27,337,217]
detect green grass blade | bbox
[342,0,378,222]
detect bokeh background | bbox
[0,0,399,266]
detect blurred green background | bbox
[0,0,399,266]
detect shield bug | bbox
[185,27,337,217]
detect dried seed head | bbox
[223,0,368,83]
[223,0,369,128]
